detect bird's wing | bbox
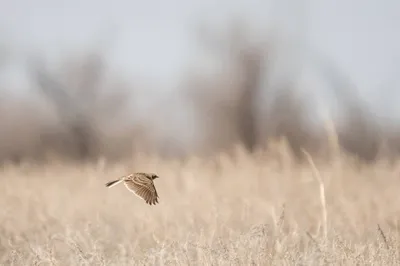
[124,177,159,205]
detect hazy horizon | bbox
[0,0,399,122]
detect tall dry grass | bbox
[1,143,400,265]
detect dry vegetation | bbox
[1,144,400,265]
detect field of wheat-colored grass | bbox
[1,144,400,265]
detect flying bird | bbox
[105,173,160,205]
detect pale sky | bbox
[0,0,399,120]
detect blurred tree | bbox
[312,52,381,161]
[28,51,131,161]
[188,20,266,154]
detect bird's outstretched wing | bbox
[124,176,159,205]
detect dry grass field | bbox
[1,144,400,265]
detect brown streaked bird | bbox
[105,173,160,205]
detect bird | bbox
[105,173,160,205]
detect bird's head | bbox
[150,173,160,180]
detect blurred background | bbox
[0,0,399,163]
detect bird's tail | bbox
[105,178,124,188]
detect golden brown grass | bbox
[1,145,400,265]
